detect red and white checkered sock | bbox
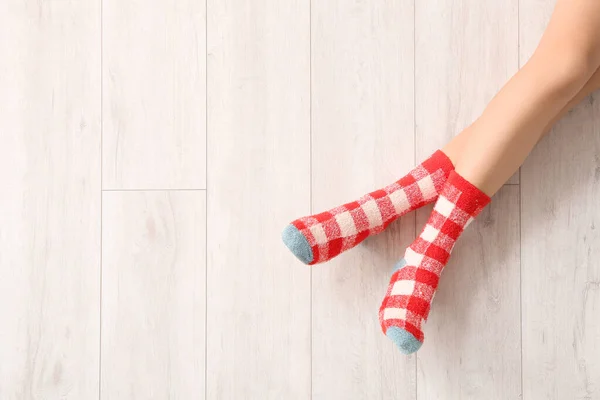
[282,150,454,265]
[379,170,490,354]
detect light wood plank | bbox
[101,191,205,399]
[415,2,521,397]
[415,187,521,399]
[0,1,101,398]
[206,0,311,398]
[521,101,600,399]
[521,3,600,396]
[311,1,416,398]
[103,0,206,190]
[521,104,600,399]
[415,0,520,184]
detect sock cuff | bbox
[423,150,454,176]
[446,171,491,214]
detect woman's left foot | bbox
[282,150,454,265]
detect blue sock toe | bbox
[282,224,314,264]
[386,326,422,354]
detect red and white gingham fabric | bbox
[379,171,491,343]
[290,150,454,264]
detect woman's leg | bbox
[445,66,600,174]
[283,1,600,267]
[443,0,600,196]
[380,0,600,354]
[542,66,600,134]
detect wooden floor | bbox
[1,0,599,398]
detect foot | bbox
[282,151,454,264]
[379,171,490,353]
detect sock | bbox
[282,150,454,265]
[379,170,490,354]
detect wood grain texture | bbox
[415,0,520,184]
[415,1,521,397]
[206,0,311,398]
[103,0,206,190]
[521,100,600,400]
[101,191,206,399]
[0,1,101,398]
[415,187,521,399]
[311,1,416,398]
[7,0,600,396]
[519,0,553,68]
[521,3,600,397]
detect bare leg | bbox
[282,1,600,267]
[442,0,600,196]
[447,67,600,160]
[443,67,600,186]
[542,67,600,133]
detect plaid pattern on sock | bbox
[289,150,454,264]
[379,171,491,344]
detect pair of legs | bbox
[283,0,600,353]
[381,0,600,352]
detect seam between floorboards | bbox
[99,0,104,396]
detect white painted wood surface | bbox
[311,1,416,398]
[0,1,101,398]
[2,0,600,398]
[101,191,205,399]
[522,99,600,400]
[521,2,600,398]
[206,0,311,398]
[102,0,206,190]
